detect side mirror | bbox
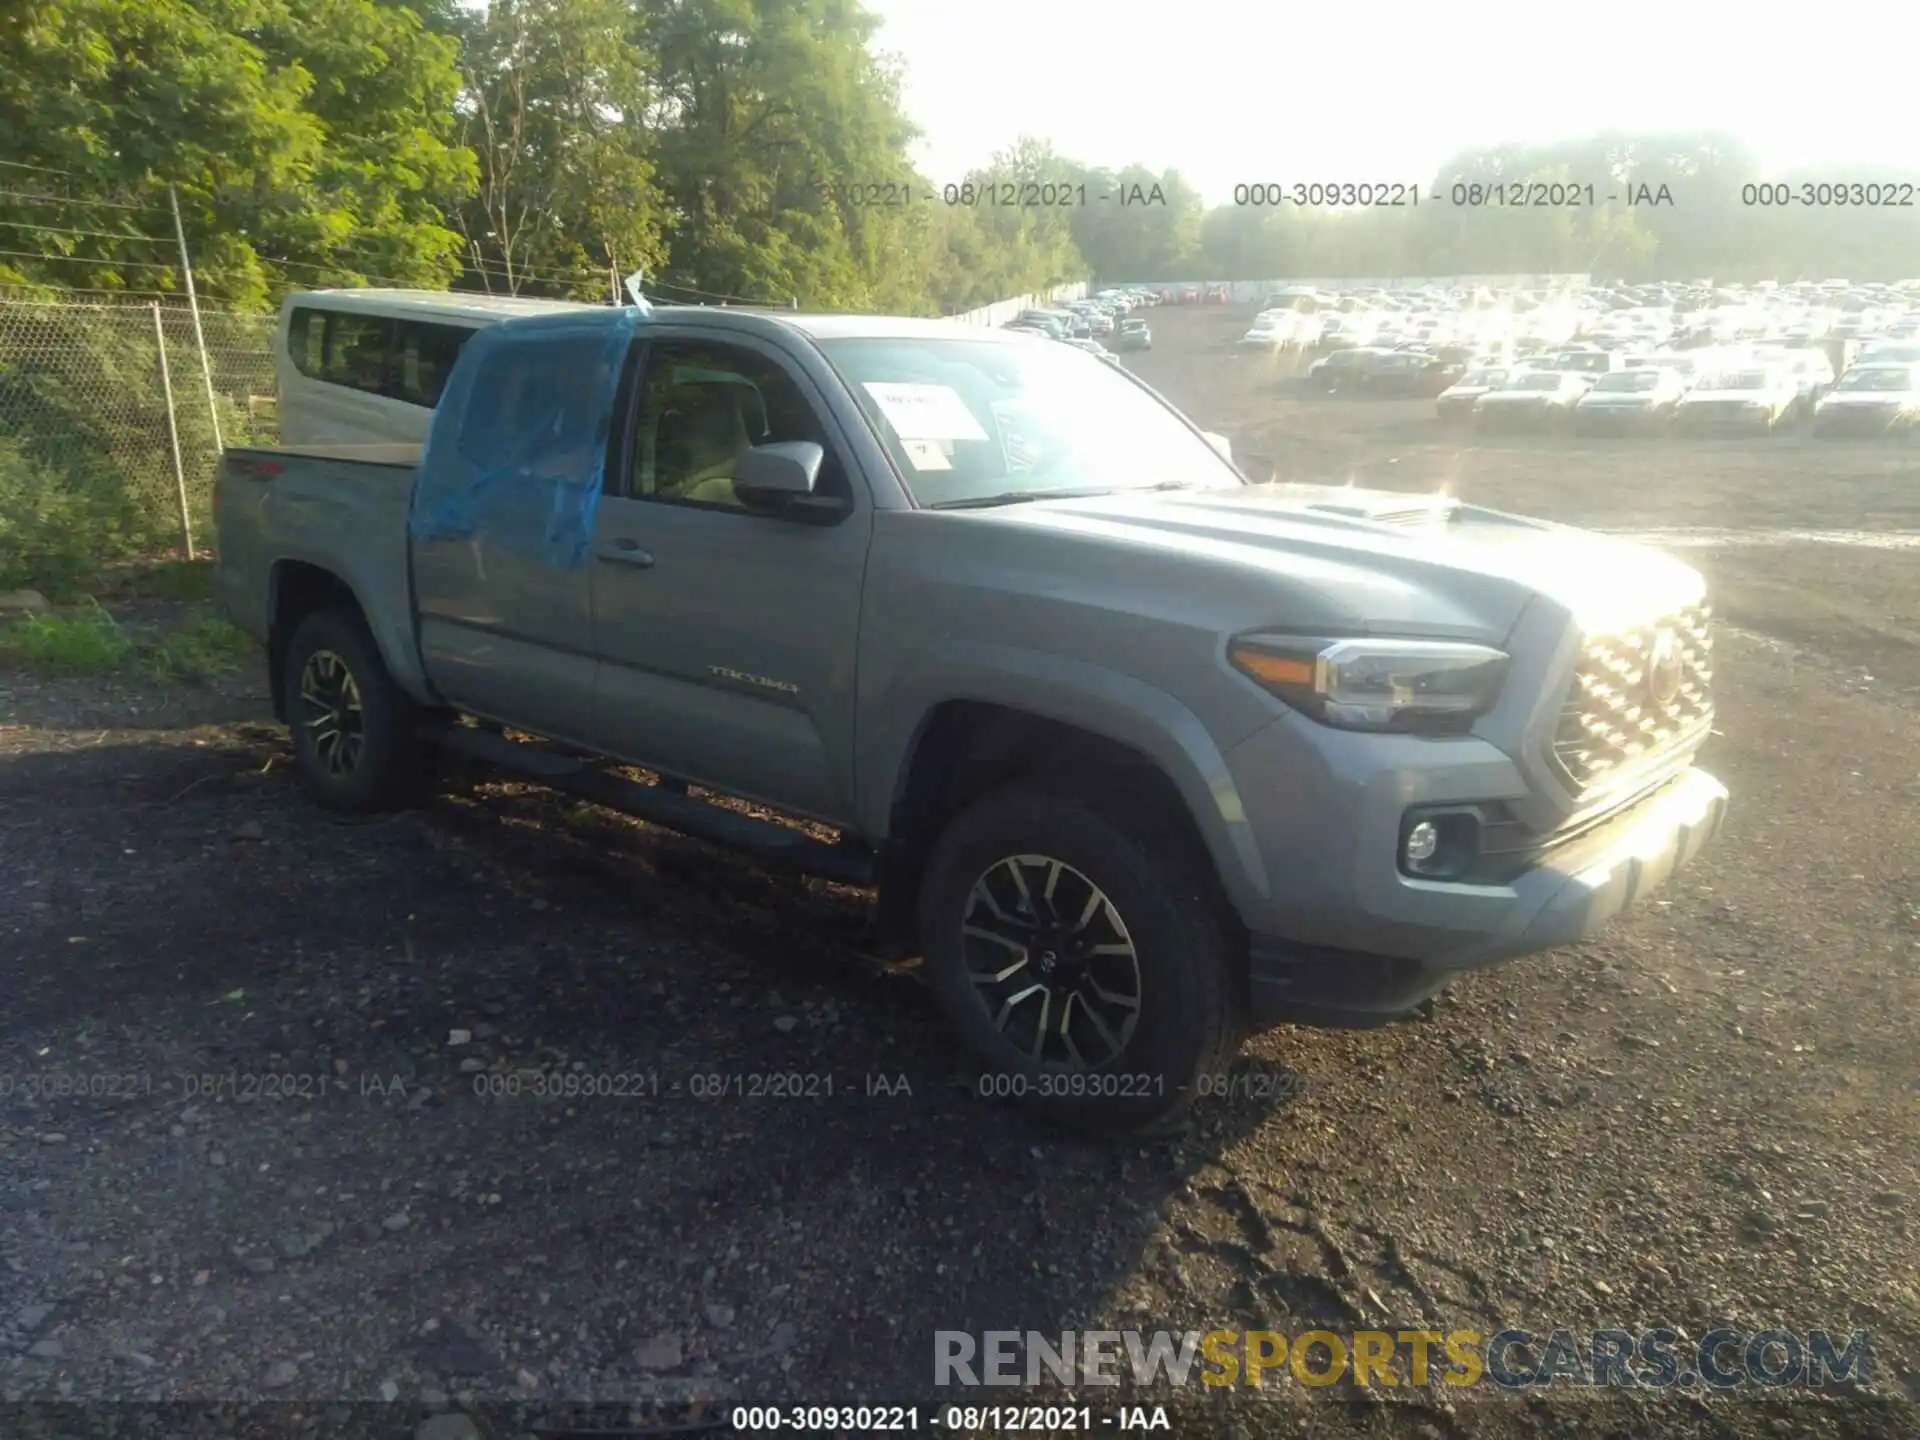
[734,441,851,525]
[734,441,822,496]
[1201,431,1233,462]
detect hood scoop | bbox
[1277,486,1462,531]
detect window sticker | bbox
[862,382,989,441]
[899,438,952,471]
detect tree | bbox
[0,0,473,308]
[450,0,665,300]
[640,0,928,308]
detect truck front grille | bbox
[1550,601,1714,797]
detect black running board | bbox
[421,721,877,887]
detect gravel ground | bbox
[3,304,1918,1439]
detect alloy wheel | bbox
[297,649,365,777]
[959,854,1142,1068]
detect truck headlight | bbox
[1229,636,1510,733]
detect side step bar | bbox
[420,721,877,887]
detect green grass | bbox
[0,605,134,674]
[140,613,254,682]
[111,558,218,604]
[0,602,252,683]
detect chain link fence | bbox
[0,297,276,591]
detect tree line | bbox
[3,1,1918,316]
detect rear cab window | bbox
[285,306,480,407]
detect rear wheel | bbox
[282,606,429,813]
[918,782,1244,1136]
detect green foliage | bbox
[450,0,665,300]
[111,557,218,603]
[0,0,473,305]
[0,597,249,682]
[0,603,134,673]
[0,437,146,598]
[141,611,252,681]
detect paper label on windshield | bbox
[899,439,952,471]
[863,383,988,442]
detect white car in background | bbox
[1473,369,1593,427]
[1674,366,1802,432]
[1813,363,1920,437]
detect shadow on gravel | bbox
[0,726,1305,1408]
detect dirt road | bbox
[3,304,1917,1438]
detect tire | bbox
[918,781,1245,1137]
[282,605,429,814]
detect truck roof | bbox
[452,305,1034,346]
[287,288,602,321]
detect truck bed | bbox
[213,443,433,702]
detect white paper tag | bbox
[899,438,952,471]
[863,382,988,442]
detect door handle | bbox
[596,538,654,568]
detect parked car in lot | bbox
[1436,366,1509,421]
[1854,341,1920,366]
[1674,367,1801,432]
[214,302,1726,1136]
[1306,346,1392,390]
[1237,312,1293,350]
[1363,348,1463,397]
[1812,363,1920,437]
[1474,369,1593,427]
[1113,318,1152,352]
[1064,337,1123,366]
[1573,368,1689,433]
[1545,348,1622,377]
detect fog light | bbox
[1404,821,1440,865]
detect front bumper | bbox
[1575,405,1661,431]
[1238,763,1727,1026]
[1814,406,1907,436]
[1677,406,1776,432]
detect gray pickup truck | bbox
[216,303,1727,1135]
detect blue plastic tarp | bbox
[408,307,643,569]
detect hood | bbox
[957,482,1705,641]
[1681,390,1775,404]
[1581,390,1659,406]
[1822,390,1915,407]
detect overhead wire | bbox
[0,187,791,306]
[0,158,79,178]
[0,187,170,215]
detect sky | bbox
[862,0,1919,206]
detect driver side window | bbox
[628,339,847,510]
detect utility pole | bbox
[168,185,223,452]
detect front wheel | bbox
[918,783,1245,1136]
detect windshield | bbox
[1701,370,1771,390]
[1513,372,1563,391]
[1593,371,1662,392]
[818,336,1243,506]
[1458,368,1505,386]
[1837,367,1915,391]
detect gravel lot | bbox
[3,303,1918,1439]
